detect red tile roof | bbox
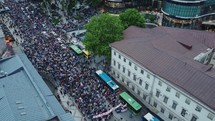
[110,26,215,111]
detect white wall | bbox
[111,48,215,121]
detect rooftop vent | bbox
[18,106,24,110]
[177,41,192,50]
[20,112,27,116]
[15,101,22,104]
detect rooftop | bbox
[110,26,215,111]
[0,54,74,121]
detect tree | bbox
[83,14,124,59]
[119,8,145,29]
[89,0,101,7]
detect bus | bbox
[70,45,82,55]
[142,112,160,121]
[96,70,119,93]
[119,92,142,115]
[82,49,91,58]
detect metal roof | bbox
[0,54,74,121]
[110,26,215,111]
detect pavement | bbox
[57,87,84,121]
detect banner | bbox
[93,103,127,119]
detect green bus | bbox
[119,92,142,114]
[70,45,83,55]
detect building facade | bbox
[104,0,153,13]
[162,0,215,30]
[110,26,215,121]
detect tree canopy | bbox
[83,14,124,59]
[119,8,145,29]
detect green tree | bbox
[83,14,124,59]
[90,0,101,7]
[119,8,145,29]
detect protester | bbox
[1,0,119,120]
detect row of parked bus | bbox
[70,44,91,58]
[70,44,160,121]
[96,70,161,121]
[95,70,142,114]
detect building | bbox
[110,26,215,121]
[0,26,5,56]
[0,54,75,121]
[162,0,215,30]
[104,0,153,13]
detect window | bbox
[118,55,121,59]
[139,79,143,85]
[114,52,116,55]
[113,71,115,75]
[172,101,177,110]
[181,109,187,117]
[176,92,180,98]
[134,66,137,70]
[156,90,160,98]
[127,82,129,86]
[195,106,202,112]
[123,67,125,73]
[185,98,191,105]
[158,81,162,86]
[128,70,130,77]
[122,78,125,83]
[133,74,136,81]
[123,58,126,62]
[145,83,149,90]
[113,60,116,66]
[129,61,132,66]
[143,94,147,100]
[137,90,140,95]
[169,114,173,120]
[117,74,120,78]
[147,73,150,79]
[163,96,168,104]
[161,107,165,113]
[132,85,135,91]
[207,113,215,120]
[118,63,120,69]
[153,102,157,108]
[141,69,144,74]
[166,86,171,92]
[191,115,198,121]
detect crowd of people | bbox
[1,0,121,120]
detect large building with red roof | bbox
[110,26,215,121]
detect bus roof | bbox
[96,70,112,83]
[107,81,119,90]
[70,45,82,54]
[120,92,142,111]
[82,49,91,56]
[144,113,160,121]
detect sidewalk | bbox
[57,87,84,121]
